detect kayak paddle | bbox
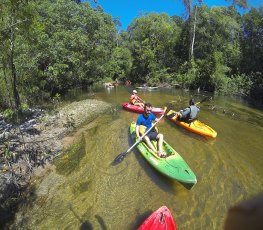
[137,95,145,103]
[167,96,211,118]
[111,106,171,165]
[195,96,211,105]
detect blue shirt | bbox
[136,113,156,131]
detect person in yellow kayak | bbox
[176,98,200,122]
[136,103,166,158]
[130,90,144,108]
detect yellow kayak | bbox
[165,108,217,138]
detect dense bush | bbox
[0,1,262,112]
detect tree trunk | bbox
[10,12,21,112]
[189,5,197,59]
[2,57,13,108]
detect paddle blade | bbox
[111,152,126,166]
[200,96,211,103]
[163,105,172,116]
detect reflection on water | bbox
[9,87,263,229]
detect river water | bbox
[9,86,263,229]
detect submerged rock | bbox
[0,99,112,226]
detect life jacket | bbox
[139,125,158,135]
[130,95,139,104]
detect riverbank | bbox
[0,99,112,225]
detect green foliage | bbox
[29,0,115,90]
[2,0,118,108]
[51,93,61,108]
[0,0,36,111]
[0,74,12,109]
[156,69,173,83]
[20,103,29,111]
[0,0,262,109]
[176,60,199,88]
[145,72,160,87]
[210,51,230,92]
[178,5,248,92]
[3,109,15,120]
[226,74,252,95]
[128,13,181,83]
[249,72,263,101]
[240,7,263,74]
[194,6,241,66]
[107,46,133,81]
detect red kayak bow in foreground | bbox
[138,206,177,230]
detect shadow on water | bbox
[94,215,107,230]
[130,209,153,229]
[68,204,93,230]
[80,221,93,230]
[2,184,39,229]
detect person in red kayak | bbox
[130,90,144,108]
[136,103,166,158]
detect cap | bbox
[133,90,137,94]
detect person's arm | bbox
[137,96,144,103]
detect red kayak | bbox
[138,206,178,230]
[122,102,164,115]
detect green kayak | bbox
[130,122,197,189]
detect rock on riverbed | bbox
[0,99,113,225]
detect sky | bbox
[84,0,263,30]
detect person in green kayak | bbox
[176,98,200,122]
[136,102,166,158]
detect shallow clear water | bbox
[9,86,263,229]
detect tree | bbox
[107,47,133,82]
[182,6,243,91]
[240,7,263,74]
[0,0,36,112]
[179,0,247,60]
[128,13,180,84]
[240,7,263,101]
[16,0,117,97]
